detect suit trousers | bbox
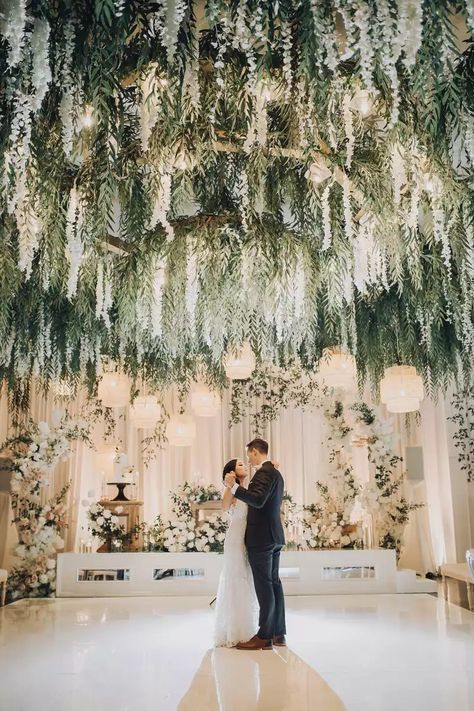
[247,543,286,640]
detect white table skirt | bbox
[57,549,400,597]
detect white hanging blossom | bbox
[8,92,33,214]
[353,220,370,293]
[293,254,306,321]
[148,170,174,241]
[342,175,354,241]
[3,0,27,69]
[237,168,251,232]
[408,180,420,231]
[281,21,293,101]
[114,0,126,16]
[140,66,161,152]
[151,259,167,339]
[391,143,406,206]
[95,260,104,319]
[65,186,85,299]
[376,0,401,128]
[466,1,474,34]
[185,243,199,330]
[353,1,375,90]
[343,93,355,169]
[30,19,52,112]
[398,0,423,70]
[16,180,42,280]
[154,0,187,64]
[321,183,333,251]
[58,22,77,156]
[463,111,474,166]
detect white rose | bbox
[111,516,119,524]
[187,532,195,540]
[103,510,112,519]
[39,574,49,584]
[97,516,104,526]
[55,538,64,550]
[341,535,351,546]
[90,505,99,515]
[47,558,56,569]
[15,544,26,557]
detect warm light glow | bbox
[351,89,374,116]
[380,365,424,413]
[80,105,94,129]
[97,371,130,408]
[190,384,221,417]
[130,395,162,428]
[318,348,357,391]
[224,342,256,380]
[166,414,197,447]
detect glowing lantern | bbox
[166,415,196,447]
[190,384,220,417]
[224,342,256,380]
[380,365,424,413]
[97,371,130,408]
[130,395,162,428]
[318,348,357,390]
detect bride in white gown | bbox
[214,459,258,647]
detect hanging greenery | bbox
[0,1,473,399]
[449,387,474,482]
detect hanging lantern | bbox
[190,384,220,417]
[130,395,162,428]
[95,445,116,478]
[166,415,196,447]
[380,365,424,413]
[97,371,130,408]
[318,348,357,390]
[224,342,256,380]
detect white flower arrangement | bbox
[87,502,125,544]
[5,415,91,601]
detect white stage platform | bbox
[57,549,436,597]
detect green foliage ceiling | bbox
[0,0,474,397]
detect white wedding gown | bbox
[214,498,258,647]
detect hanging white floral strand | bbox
[343,93,355,169]
[322,183,333,251]
[391,143,405,205]
[342,175,354,241]
[65,186,84,299]
[398,0,423,70]
[3,0,27,69]
[30,19,52,112]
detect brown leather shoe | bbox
[235,635,273,650]
[273,635,287,647]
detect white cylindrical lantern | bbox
[318,348,357,390]
[166,414,196,447]
[224,342,256,380]
[97,371,130,408]
[190,384,220,417]
[95,446,116,478]
[380,365,424,413]
[130,395,162,428]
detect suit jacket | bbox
[233,461,285,549]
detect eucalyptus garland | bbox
[449,387,474,482]
[0,1,473,399]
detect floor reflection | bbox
[178,647,345,711]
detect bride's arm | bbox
[221,486,235,512]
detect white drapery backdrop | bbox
[1,384,467,575]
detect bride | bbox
[214,458,258,647]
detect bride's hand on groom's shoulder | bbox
[272,460,280,469]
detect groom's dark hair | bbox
[246,438,268,454]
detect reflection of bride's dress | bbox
[214,499,258,647]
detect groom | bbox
[224,437,286,650]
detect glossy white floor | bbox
[0,594,473,711]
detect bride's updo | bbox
[222,459,238,483]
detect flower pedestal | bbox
[98,500,144,551]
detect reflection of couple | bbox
[214,438,286,650]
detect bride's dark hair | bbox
[222,458,238,482]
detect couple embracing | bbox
[214,438,287,650]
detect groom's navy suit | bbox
[233,461,286,640]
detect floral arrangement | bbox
[448,388,474,483]
[160,513,227,553]
[87,502,125,546]
[5,415,91,601]
[170,481,222,520]
[231,365,422,554]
